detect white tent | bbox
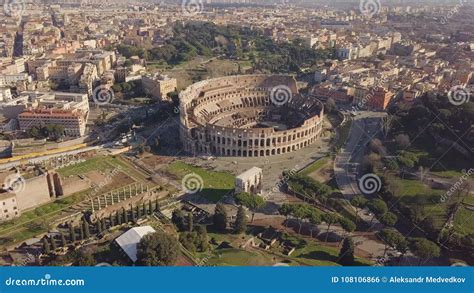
[115,226,156,262]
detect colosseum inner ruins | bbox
[179,74,325,157]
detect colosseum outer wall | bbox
[179,75,324,157]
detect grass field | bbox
[300,157,330,176]
[453,207,474,236]
[167,161,235,202]
[205,248,275,266]
[392,179,447,230]
[290,242,372,266]
[57,156,128,177]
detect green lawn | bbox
[57,156,126,177]
[453,207,474,236]
[392,179,447,230]
[289,243,372,266]
[205,248,275,266]
[431,170,466,179]
[300,157,330,176]
[167,161,235,202]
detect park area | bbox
[166,161,235,202]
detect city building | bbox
[142,74,177,102]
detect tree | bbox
[43,237,51,254]
[195,225,209,252]
[339,217,356,237]
[83,220,91,238]
[179,232,198,253]
[187,212,194,232]
[234,206,248,234]
[171,209,186,231]
[308,210,321,238]
[213,203,228,231]
[377,228,407,258]
[96,220,103,234]
[338,237,355,266]
[50,236,58,251]
[409,238,440,264]
[380,212,398,227]
[69,224,76,243]
[79,224,85,240]
[136,231,179,266]
[77,251,95,266]
[367,199,388,224]
[123,208,128,223]
[234,192,265,222]
[279,204,292,226]
[60,232,67,247]
[395,134,410,149]
[351,195,367,222]
[322,213,339,242]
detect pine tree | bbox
[97,220,103,233]
[123,208,128,223]
[154,198,159,211]
[79,224,85,240]
[137,205,142,218]
[187,212,194,232]
[43,237,51,254]
[338,237,355,266]
[60,232,67,247]
[143,202,147,216]
[83,220,90,238]
[131,206,137,222]
[213,203,228,231]
[69,224,76,242]
[116,211,121,225]
[148,200,153,214]
[234,206,247,234]
[50,236,57,251]
[101,218,107,231]
[110,214,115,227]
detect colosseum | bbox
[179,75,324,157]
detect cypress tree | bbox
[69,224,76,242]
[83,220,90,238]
[50,236,57,251]
[338,237,355,266]
[213,203,228,231]
[43,237,51,254]
[97,220,103,233]
[234,206,247,234]
[79,224,85,240]
[60,232,67,247]
[123,208,128,223]
[188,212,193,232]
